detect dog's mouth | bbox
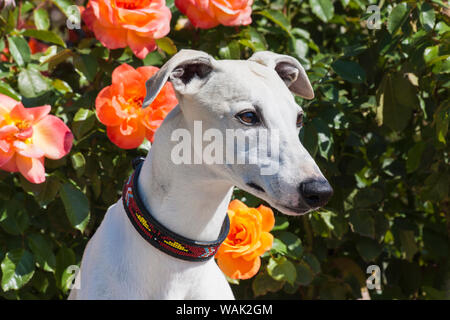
[243,182,312,215]
[271,202,312,216]
[246,182,265,193]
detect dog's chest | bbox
[79,202,229,299]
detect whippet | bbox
[69,50,333,300]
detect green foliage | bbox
[0,0,449,300]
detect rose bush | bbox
[0,0,448,300]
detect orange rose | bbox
[175,0,253,29]
[1,47,9,62]
[95,63,178,149]
[82,0,172,59]
[28,38,49,54]
[216,199,274,280]
[0,94,73,184]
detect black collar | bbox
[122,157,230,262]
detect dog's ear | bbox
[143,50,214,108]
[248,51,314,100]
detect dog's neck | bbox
[137,106,234,242]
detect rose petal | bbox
[96,87,124,126]
[0,125,19,139]
[136,66,159,82]
[0,145,14,167]
[176,1,219,29]
[127,31,157,60]
[13,140,45,158]
[9,104,33,122]
[0,153,18,172]
[112,63,145,90]
[257,204,275,232]
[107,122,146,149]
[83,6,128,49]
[243,232,273,261]
[228,199,249,212]
[33,115,73,159]
[16,154,46,184]
[216,254,261,280]
[0,94,21,115]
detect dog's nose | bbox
[299,179,333,208]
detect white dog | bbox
[69,50,333,300]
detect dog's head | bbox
[143,49,332,215]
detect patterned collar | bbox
[122,157,230,262]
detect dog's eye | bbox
[296,114,304,127]
[236,111,260,125]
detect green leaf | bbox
[22,29,66,48]
[331,60,366,83]
[267,256,297,285]
[300,121,318,157]
[271,238,288,255]
[7,36,31,67]
[399,230,418,261]
[309,0,335,23]
[27,233,56,273]
[59,183,90,233]
[419,2,436,32]
[356,237,383,262]
[256,10,291,34]
[0,198,30,235]
[277,231,303,258]
[55,246,76,290]
[302,253,321,274]
[312,118,333,160]
[289,37,308,59]
[272,216,289,231]
[18,67,50,98]
[72,108,96,139]
[387,3,409,34]
[406,142,426,173]
[73,54,98,82]
[219,41,241,60]
[239,28,267,52]
[40,48,73,69]
[424,45,439,65]
[354,188,383,208]
[0,82,21,101]
[34,8,50,30]
[71,152,86,177]
[296,261,314,285]
[435,107,449,144]
[52,79,73,93]
[51,0,74,17]
[435,21,450,35]
[20,174,61,208]
[1,249,35,291]
[155,37,177,56]
[340,0,350,8]
[376,73,418,131]
[349,210,375,238]
[252,273,284,297]
[143,51,164,66]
